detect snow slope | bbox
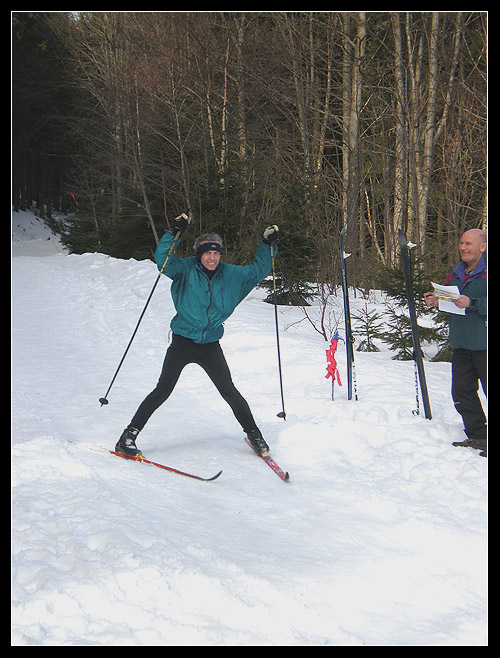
[12,210,487,646]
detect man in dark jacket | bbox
[115,216,279,458]
[424,229,487,454]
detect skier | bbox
[115,215,279,458]
[423,229,487,454]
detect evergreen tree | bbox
[12,12,75,216]
[352,304,385,352]
[376,260,447,360]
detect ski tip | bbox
[284,472,290,481]
[208,470,223,481]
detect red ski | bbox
[244,437,290,481]
[110,451,222,481]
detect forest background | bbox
[12,11,487,298]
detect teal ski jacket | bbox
[442,255,487,351]
[155,230,277,344]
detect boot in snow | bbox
[115,426,142,457]
[246,428,269,455]
[452,437,486,451]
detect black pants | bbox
[451,349,487,440]
[130,334,257,433]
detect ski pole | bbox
[270,244,286,420]
[99,226,183,406]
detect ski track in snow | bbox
[12,210,487,646]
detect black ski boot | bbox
[246,428,269,455]
[115,426,142,457]
[452,437,487,451]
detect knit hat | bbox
[196,241,222,261]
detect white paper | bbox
[431,281,465,315]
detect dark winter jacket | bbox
[441,255,487,351]
[155,230,277,344]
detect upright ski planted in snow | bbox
[340,225,357,400]
[244,437,289,481]
[397,230,432,420]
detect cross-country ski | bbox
[110,450,222,481]
[340,225,357,401]
[244,437,290,481]
[398,229,432,420]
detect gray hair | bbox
[193,232,223,252]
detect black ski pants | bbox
[130,334,257,433]
[451,349,487,440]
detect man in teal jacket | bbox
[115,216,279,458]
[424,229,487,453]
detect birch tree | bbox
[341,13,366,248]
[390,12,465,258]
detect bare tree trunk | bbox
[233,14,251,228]
[390,12,406,266]
[416,11,440,253]
[341,12,366,256]
[204,35,230,188]
[391,12,445,258]
[130,77,160,245]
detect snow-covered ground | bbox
[12,209,487,646]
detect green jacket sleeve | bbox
[154,230,186,278]
[224,240,278,302]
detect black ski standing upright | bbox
[397,229,432,420]
[340,225,357,400]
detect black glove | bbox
[172,212,192,235]
[263,225,279,244]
